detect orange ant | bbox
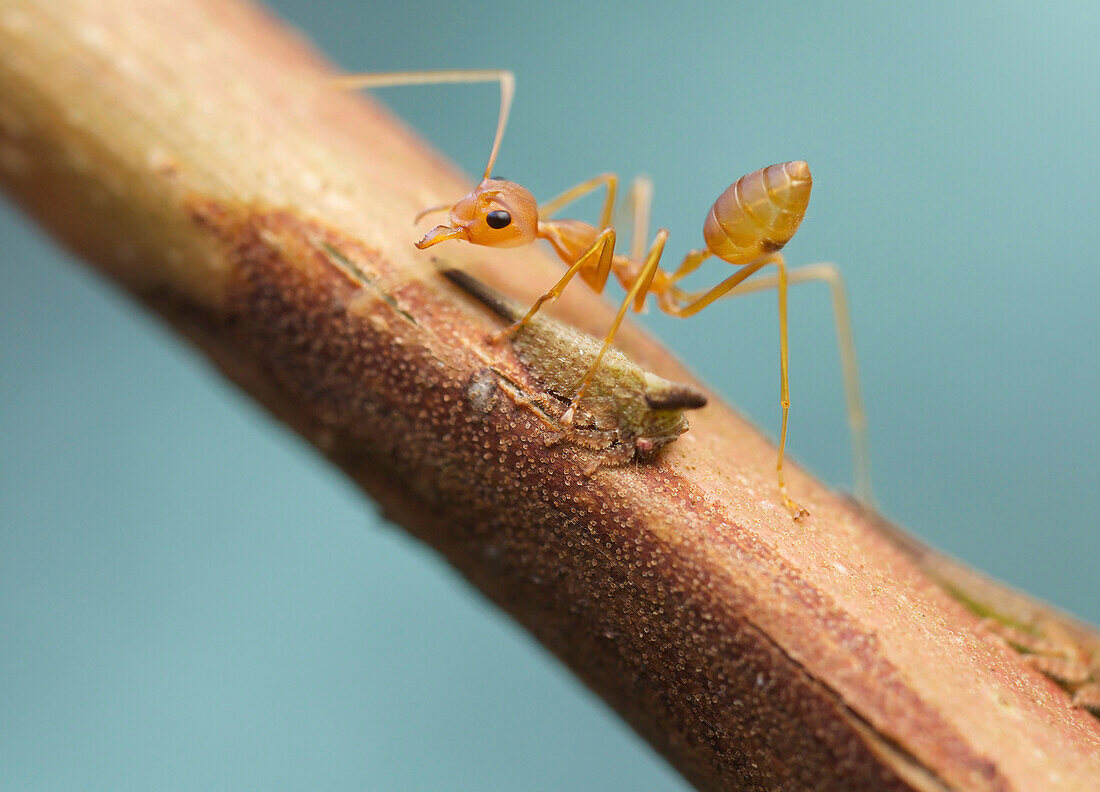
[337,70,871,517]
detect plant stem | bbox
[0,1,1097,789]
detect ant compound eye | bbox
[486,210,512,229]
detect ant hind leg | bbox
[665,254,808,519]
[705,263,872,505]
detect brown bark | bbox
[0,1,1096,789]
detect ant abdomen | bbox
[704,161,813,267]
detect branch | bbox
[1,1,1096,789]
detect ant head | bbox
[416,179,539,250]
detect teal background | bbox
[2,1,1097,789]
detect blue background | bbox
[2,1,1097,789]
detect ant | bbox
[337,70,871,518]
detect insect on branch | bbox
[1,2,1097,790]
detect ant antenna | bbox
[413,204,451,223]
[332,70,515,181]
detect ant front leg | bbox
[563,228,670,424]
[493,227,618,342]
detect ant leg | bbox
[538,222,616,294]
[668,249,712,285]
[616,176,654,261]
[668,254,807,519]
[541,173,650,249]
[334,70,515,179]
[667,258,770,318]
[496,227,617,340]
[563,229,670,423]
[614,176,664,312]
[610,178,708,285]
[540,173,619,230]
[702,263,872,505]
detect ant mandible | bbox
[337,70,871,519]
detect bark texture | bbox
[0,1,1097,789]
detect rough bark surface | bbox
[0,1,1097,790]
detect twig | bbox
[0,1,1097,789]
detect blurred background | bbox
[2,1,1097,789]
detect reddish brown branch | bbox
[0,1,1097,789]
